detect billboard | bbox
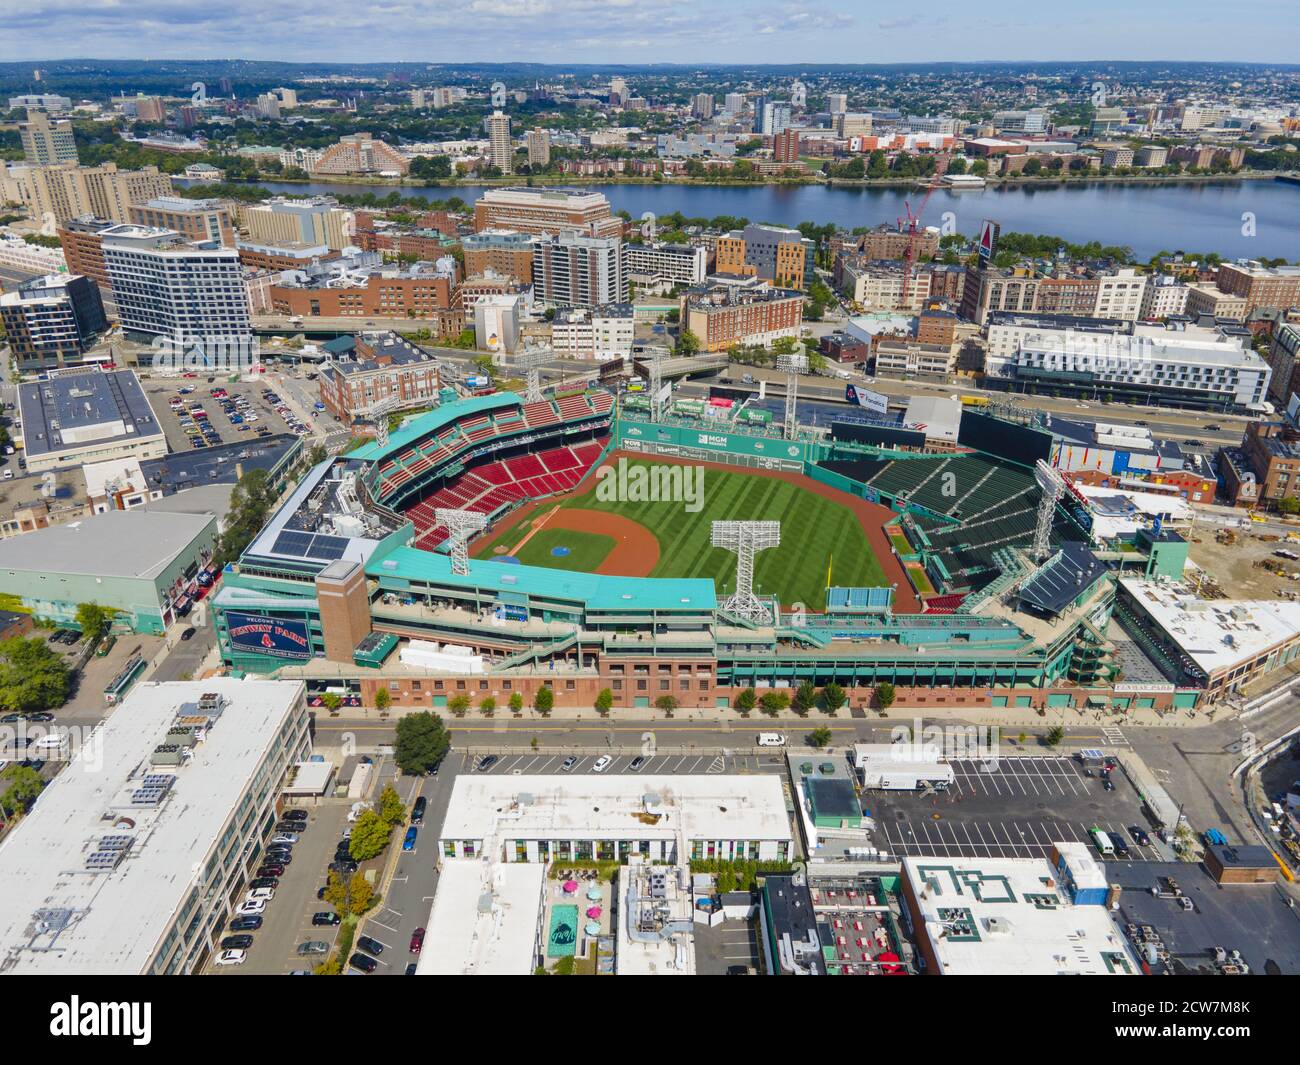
[828,423,927,450]
[957,410,1053,467]
[226,611,313,660]
[845,384,890,416]
[977,219,1000,268]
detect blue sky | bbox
[0,0,1296,64]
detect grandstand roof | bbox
[370,545,717,612]
[349,393,523,464]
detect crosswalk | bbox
[1101,724,1129,747]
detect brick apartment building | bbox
[128,196,236,246]
[462,230,536,282]
[317,331,441,423]
[270,263,460,323]
[57,217,113,288]
[681,281,804,352]
[1219,420,1300,508]
[471,186,623,238]
[1215,263,1300,315]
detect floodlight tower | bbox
[644,344,669,423]
[1031,459,1065,562]
[435,508,488,576]
[775,352,807,440]
[515,343,552,403]
[711,520,781,623]
[367,394,405,448]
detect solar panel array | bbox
[270,530,349,561]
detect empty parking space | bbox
[867,755,1164,863]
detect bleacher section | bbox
[406,439,608,549]
[370,390,614,504]
[819,453,1053,594]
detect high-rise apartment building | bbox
[827,93,849,114]
[20,111,78,165]
[10,162,173,224]
[526,128,551,168]
[0,274,107,371]
[724,93,747,115]
[473,186,622,238]
[532,232,625,308]
[312,133,409,176]
[759,102,792,135]
[772,129,800,165]
[488,111,514,174]
[692,93,715,120]
[462,230,536,282]
[102,225,252,347]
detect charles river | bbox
[211,176,1300,261]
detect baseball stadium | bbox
[210,385,1203,715]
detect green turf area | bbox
[481,459,889,608]
[512,528,616,572]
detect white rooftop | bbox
[903,856,1138,975]
[440,774,792,845]
[1120,578,1300,676]
[416,859,545,975]
[0,679,305,974]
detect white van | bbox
[757,733,787,747]
[1090,828,1115,856]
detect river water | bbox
[189,177,1300,260]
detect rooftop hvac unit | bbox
[165,725,198,747]
[150,744,185,766]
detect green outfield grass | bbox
[479,459,888,608]
[511,528,616,572]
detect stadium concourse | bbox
[207,387,1203,717]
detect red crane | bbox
[897,183,937,310]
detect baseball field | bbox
[475,456,894,609]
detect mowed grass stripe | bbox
[479,460,889,607]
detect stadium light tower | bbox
[1031,459,1065,562]
[711,520,781,623]
[775,352,807,440]
[367,394,407,448]
[435,508,488,576]
[643,344,670,423]
[515,343,552,403]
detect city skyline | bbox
[2,0,1300,66]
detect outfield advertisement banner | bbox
[226,611,313,660]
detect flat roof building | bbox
[16,366,166,473]
[0,679,310,974]
[0,273,106,373]
[416,860,546,975]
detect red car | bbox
[409,927,425,955]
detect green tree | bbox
[348,809,391,861]
[675,329,701,357]
[214,468,276,568]
[759,690,790,716]
[1278,497,1300,516]
[322,869,351,915]
[1045,724,1065,748]
[508,692,524,714]
[448,693,470,717]
[534,686,554,716]
[821,683,846,714]
[373,687,391,713]
[734,687,757,713]
[654,695,679,713]
[348,873,375,914]
[321,691,342,715]
[874,682,896,711]
[594,687,613,716]
[75,603,112,643]
[0,637,70,714]
[377,784,406,827]
[806,727,833,749]
[479,695,496,716]
[393,711,450,775]
[792,681,817,716]
[0,764,44,817]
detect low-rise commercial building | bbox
[473,186,622,238]
[0,680,310,974]
[550,304,635,360]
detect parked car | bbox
[250,876,280,889]
[561,756,578,772]
[592,755,612,773]
[221,934,254,950]
[628,755,646,772]
[1102,779,1115,792]
[349,952,378,973]
[476,755,499,772]
[411,797,426,826]
[330,859,359,876]
[214,949,247,967]
[1129,826,1150,846]
[180,627,196,641]
[235,899,266,916]
[283,809,308,822]
[409,927,426,954]
[312,911,341,926]
[402,827,418,851]
[404,963,418,976]
[272,833,299,846]
[246,887,275,902]
[356,935,385,956]
[229,915,263,931]
[297,941,330,956]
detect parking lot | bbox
[869,755,1169,862]
[142,377,313,455]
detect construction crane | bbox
[898,183,937,310]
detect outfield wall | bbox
[614,417,811,471]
